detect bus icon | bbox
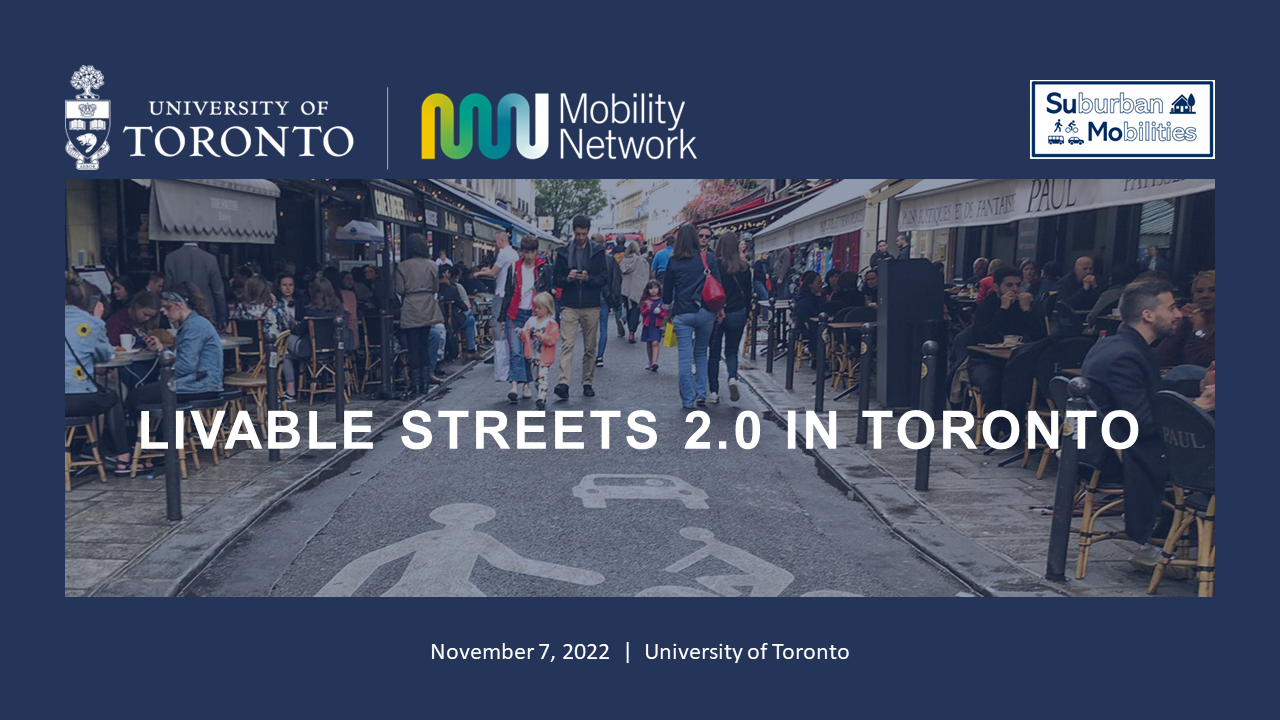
[1047,135,1064,145]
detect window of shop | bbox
[1137,198,1175,268]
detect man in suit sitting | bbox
[1081,279,1215,566]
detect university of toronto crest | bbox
[65,65,111,170]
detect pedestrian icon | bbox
[574,474,709,509]
[314,503,605,596]
[1053,119,1063,132]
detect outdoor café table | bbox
[967,344,1020,361]
[98,350,158,403]
[220,335,254,370]
[1062,366,1174,378]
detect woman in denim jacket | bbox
[131,283,223,407]
[65,272,131,474]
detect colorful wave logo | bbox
[421,93,549,159]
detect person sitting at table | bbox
[131,283,224,408]
[861,268,879,305]
[975,259,1003,303]
[109,277,133,318]
[968,266,1046,417]
[274,272,303,327]
[1156,270,1215,367]
[831,271,865,308]
[822,269,842,302]
[66,272,132,475]
[1080,279,1215,568]
[1057,255,1102,312]
[106,290,161,347]
[438,266,483,361]
[1085,263,1142,326]
[323,267,359,333]
[1018,258,1040,296]
[793,271,824,369]
[1037,260,1062,300]
[146,271,165,295]
[965,257,989,288]
[285,277,348,402]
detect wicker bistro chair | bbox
[130,402,195,480]
[360,316,409,393]
[830,307,876,391]
[232,318,267,374]
[224,332,291,425]
[1148,391,1216,597]
[300,317,351,405]
[65,415,106,491]
[1073,389,1128,580]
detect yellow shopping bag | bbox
[663,321,677,348]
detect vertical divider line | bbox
[386,87,389,170]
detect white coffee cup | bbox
[120,334,135,352]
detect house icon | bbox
[1171,94,1196,115]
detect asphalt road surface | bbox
[186,324,968,597]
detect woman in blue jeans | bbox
[662,224,723,409]
[708,231,752,403]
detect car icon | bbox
[1068,136,1084,146]
[573,474,710,509]
[1048,135,1064,145]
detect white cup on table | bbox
[120,334,135,352]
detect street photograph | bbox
[64,178,1216,598]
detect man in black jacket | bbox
[553,216,608,398]
[1058,255,1102,310]
[968,266,1046,413]
[1081,279,1215,556]
[895,233,912,260]
[869,240,893,270]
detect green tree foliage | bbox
[535,180,608,238]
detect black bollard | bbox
[914,340,940,492]
[335,315,347,422]
[1046,376,1092,582]
[159,349,182,522]
[266,345,280,462]
[814,313,828,412]
[750,299,759,362]
[856,322,876,444]
[784,312,796,391]
[765,298,776,374]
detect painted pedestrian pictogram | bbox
[315,503,605,597]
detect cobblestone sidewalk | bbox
[737,349,1195,597]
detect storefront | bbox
[367,181,425,261]
[471,217,502,264]
[750,179,888,275]
[893,179,1216,286]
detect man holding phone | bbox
[552,216,607,399]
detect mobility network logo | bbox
[421,93,695,161]
[1030,80,1214,158]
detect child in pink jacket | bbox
[517,292,560,410]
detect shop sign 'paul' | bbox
[65,65,111,170]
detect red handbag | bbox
[699,251,727,312]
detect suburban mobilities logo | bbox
[421,93,549,159]
[1030,81,1213,159]
[66,65,111,170]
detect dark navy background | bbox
[24,1,1253,716]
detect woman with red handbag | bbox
[661,224,725,409]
